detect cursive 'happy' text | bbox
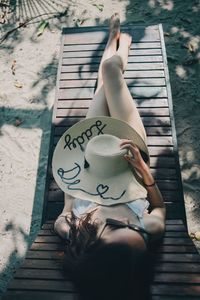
[64,120,107,151]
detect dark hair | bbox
[62,212,154,300]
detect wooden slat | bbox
[161,238,193,246]
[155,263,200,273]
[59,78,166,88]
[63,26,160,43]
[146,127,172,136]
[63,42,162,51]
[58,86,167,99]
[165,224,188,231]
[164,232,190,237]
[151,284,200,296]
[156,254,200,263]
[57,98,168,108]
[55,107,170,117]
[153,245,195,253]
[8,279,75,292]
[62,48,162,58]
[35,236,62,243]
[61,63,165,74]
[55,107,170,119]
[62,55,163,65]
[21,259,61,270]
[154,273,200,284]
[150,157,175,168]
[152,297,199,300]
[26,250,64,260]
[165,203,185,219]
[54,116,171,126]
[2,291,77,300]
[54,125,172,137]
[14,269,65,280]
[38,229,56,235]
[30,243,65,251]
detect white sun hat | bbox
[52,116,150,206]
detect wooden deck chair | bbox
[2,24,200,300]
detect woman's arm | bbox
[120,140,166,239]
[140,165,166,219]
[139,165,166,240]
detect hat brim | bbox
[52,116,149,205]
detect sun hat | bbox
[52,116,150,206]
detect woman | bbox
[53,13,166,300]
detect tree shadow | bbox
[0,0,80,53]
[0,220,30,297]
[123,0,200,251]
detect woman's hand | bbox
[120,139,150,178]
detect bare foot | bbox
[109,13,120,40]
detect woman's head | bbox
[62,212,153,300]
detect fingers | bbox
[120,139,140,157]
[120,139,137,148]
[124,154,134,163]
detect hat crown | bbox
[85,134,128,178]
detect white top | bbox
[72,198,150,228]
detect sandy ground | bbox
[0,0,200,297]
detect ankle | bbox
[106,35,117,48]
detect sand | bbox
[0,0,200,296]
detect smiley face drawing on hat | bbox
[52,116,150,206]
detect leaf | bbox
[180,17,192,24]
[0,11,8,24]
[11,60,16,75]
[14,80,23,88]
[194,232,200,241]
[92,4,104,12]
[37,20,49,36]
[190,231,200,241]
[187,41,196,53]
[189,232,195,239]
[75,18,85,27]
[164,32,170,37]
[14,118,23,127]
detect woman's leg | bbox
[102,33,147,143]
[54,14,121,237]
[86,13,120,118]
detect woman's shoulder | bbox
[143,212,165,242]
